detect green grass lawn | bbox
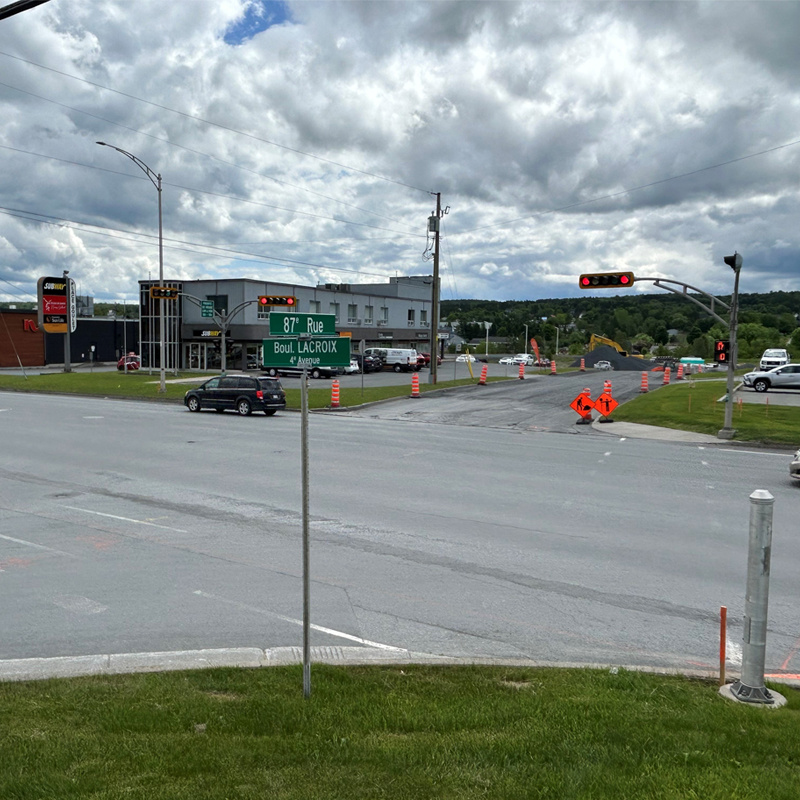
[614,378,800,446]
[1,665,798,800]
[0,371,501,410]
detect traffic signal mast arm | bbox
[632,277,730,326]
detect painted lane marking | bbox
[82,416,105,420]
[65,506,187,533]
[720,448,792,458]
[0,533,78,558]
[193,590,407,653]
[53,595,108,615]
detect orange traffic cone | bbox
[603,379,612,395]
[410,372,420,398]
[663,366,671,385]
[518,363,525,380]
[640,372,649,393]
[676,364,684,381]
[580,358,585,371]
[479,364,488,385]
[330,379,340,408]
[550,360,557,375]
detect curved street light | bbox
[96,142,166,393]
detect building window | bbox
[207,295,228,314]
[347,303,358,323]
[309,300,321,313]
[407,309,415,327]
[364,305,373,324]
[330,302,340,321]
[379,306,389,325]
[420,309,428,326]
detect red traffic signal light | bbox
[578,272,635,289]
[258,295,297,307]
[149,286,179,299]
[713,340,731,364]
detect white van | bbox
[365,347,419,372]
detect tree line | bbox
[441,291,800,362]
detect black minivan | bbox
[184,374,286,416]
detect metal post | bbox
[62,269,72,372]
[719,253,741,439]
[156,173,166,392]
[301,366,311,698]
[429,193,441,385]
[730,489,775,704]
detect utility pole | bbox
[428,193,447,385]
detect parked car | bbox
[594,360,613,370]
[456,354,476,362]
[246,355,261,370]
[117,353,140,371]
[184,374,286,416]
[513,354,535,365]
[343,358,361,374]
[418,352,442,366]
[760,348,790,371]
[498,356,517,365]
[353,353,383,373]
[791,448,800,481]
[742,364,800,393]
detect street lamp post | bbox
[97,142,166,393]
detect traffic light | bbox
[723,253,742,271]
[578,272,635,289]
[713,340,731,364]
[258,295,297,307]
[149,286,179,299]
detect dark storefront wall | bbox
[44,319,139,365]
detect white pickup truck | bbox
[760,349,789,371]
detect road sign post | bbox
[262,312,351,700]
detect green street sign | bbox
[200,301,215,318]
[269,312,336,337]
[263,337,350,368]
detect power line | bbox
[0,205,395,279]
[0,144,425,239]
[0,79,412,227]
[456,137,800,235]
[0,49,431,194]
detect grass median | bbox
[0,370,500,410]
[2,665,798,800]
[613,378,800,446]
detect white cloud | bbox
[1,0,799,306]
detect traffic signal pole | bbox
[719,253,742,440]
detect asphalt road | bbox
[1,384,798,681]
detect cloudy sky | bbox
[1,0,799,306]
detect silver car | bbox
[742,364,800,393]
[791,449,800,482]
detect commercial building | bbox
[140,275,441,371]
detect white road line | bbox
[194,589,407,653]
[720,449,792,457]
[0,533,78,558]
[65,506,188,533]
